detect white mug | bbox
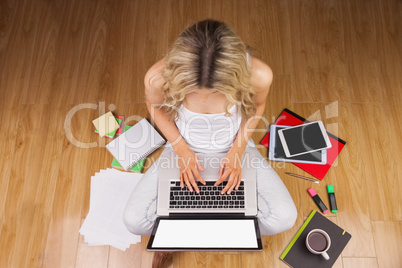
[305,229,331,260]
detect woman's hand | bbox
[175,144,206,193]
[215,148,244,194]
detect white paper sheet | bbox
[79,169,142,251]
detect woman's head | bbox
[162,19,256,119]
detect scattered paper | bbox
[79,168,143,251]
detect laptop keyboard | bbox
[169,181,245,209]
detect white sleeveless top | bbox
[175,104,242,153]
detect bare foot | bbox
[152,251,173,268]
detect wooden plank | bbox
[316,0,350,103]
[206,254,240,268]
[352,103,401,221]
[126,0,163,104]
[20,0,61,105]
[42,105,100,267]
[0,0,31,221]
[210,0,237,26]
[288,0,321,102]
[0,105,51,267]
[97,0,139,109]
[66,0,113,105]
[376,0,402,221]
[174,252,207,268]
[156,0,185,60]
[372,221,402,268]
[107,243,143,268]
[342,0,383,103]
[343,258,379,268]
[256,0,291,74]
[75,220,109,268]
[0,0,400,267]
[182,0,212,26]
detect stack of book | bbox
[260,109,346,180]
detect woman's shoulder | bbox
[144,58,166,90]
[144,58,166,104]
[249,57,273,93]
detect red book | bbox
[261,109,346,180]
[115,115,124,135]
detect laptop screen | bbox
[147,217,262,251]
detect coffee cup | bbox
[305,229,331,260]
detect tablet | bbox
[278,121,332,157]
[147,217,263,251]
[269,125,327,165]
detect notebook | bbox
[106,119,165,171]
[110,125,147,172]
[260,109,346,180]
[280,210,351,268]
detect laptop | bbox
[147,150,263,251]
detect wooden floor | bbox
[0,0,401,267]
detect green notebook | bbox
[110,125,146,173]
[95,117,122,138]
[280,210,351,268]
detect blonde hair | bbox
[162,19,256,120]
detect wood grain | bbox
[75,220,110,268]
[316,0,350,103]
[343,258,379,268]
[0,0,401,267]
[352,103,401,221]
[342,0,383,103]
[372,221,402,268]
[207,254,241,268]
[288,0,321,102]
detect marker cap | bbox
[327,185,335,193]
[307,188,317,197]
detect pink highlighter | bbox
[308,188,328,214]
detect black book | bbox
[280,210,351,268]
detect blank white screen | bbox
[151,219,258,248]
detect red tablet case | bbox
[260,109,346,180]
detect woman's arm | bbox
[215,58,273,194]
[144,59,206,193]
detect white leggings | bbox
[123,145,297,236]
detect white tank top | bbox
[175,104,242,153]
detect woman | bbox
[123,19,297,237]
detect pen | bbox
[308,188,328,214]
[285,172,319,184]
